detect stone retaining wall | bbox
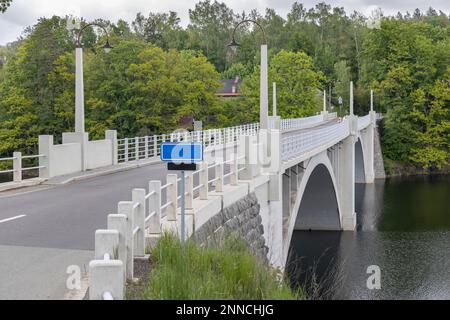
[193,192,269,263]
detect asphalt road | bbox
[0,119,340,299]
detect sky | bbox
[0,0,449,45]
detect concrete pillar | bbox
[75,47,85,134]
[95,230,119,260]
[132,188,146,257]
[215,162,223,192]
[107,214,127,279]
[268,172,283,268]
[185,172,194,210]
[230,152,238,186]
[148,181,162,234]
[13,152,22,182]
[105,130,118,165]
[350,81,354,115]
[260,44,269,130]
[282,170,291,218]
[118,201,134,280]
[63,132,88,171]
[199,162,208,200]
[238,135,259,180]
[166,174,178,221]
[273,82,277,116]
[370,89,374,112]
[38,135,53,179]
[89,260,124,300]
[338,119,356,230]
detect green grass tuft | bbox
[142,233,304,300]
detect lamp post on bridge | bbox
[74,23,112,133]
[228,20,268,129]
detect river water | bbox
[287,175,450,300]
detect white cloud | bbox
[0,0,449,45]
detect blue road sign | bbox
[160,142,204,163]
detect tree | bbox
[240,50,325,121]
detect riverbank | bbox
[383,158,449,178]
[126,233,304,300]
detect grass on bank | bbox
[131,233,304,300]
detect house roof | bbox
[216,76,242,97]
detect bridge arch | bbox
[283,152,342,261]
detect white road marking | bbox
[0,215,26,224]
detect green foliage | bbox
[364,17,450,170]
[240,50,325,121]
[140,233,302,300]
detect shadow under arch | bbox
[294,164,341,231]
[355,138,366,183]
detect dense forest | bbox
[0,1,449,173]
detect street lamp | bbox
[74,23,112,133]
[228,20,269,129]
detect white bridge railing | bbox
[89,148,247,299]
[0,153,46,183]
[282,120,350,162]
[279,114,323,131]
[117,123,259,163]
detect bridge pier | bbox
[338,117,357,230]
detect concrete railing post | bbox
[230,152,238,186]
[118,201,134,280]
[107,214,127,279]
[215,162,223,192]
[148,181,162,234]
[135,137,140,161]
[132,188,146,257]
[185,172,193,210]
[153,136,158,158]
[13,152,22,182]
[199,162,208,200]
[95,230,119,260]
[105,130,118,165]
[166,174,178,221]
[39,135,53,179]
[124,138,129,162]
[144,136,149,159]
[89,260,124,300]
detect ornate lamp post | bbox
[228,20,269,129]
[74,23,112,133]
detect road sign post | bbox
[160,142,203,242]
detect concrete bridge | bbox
[86,108,382,299]
[0,89,384,299]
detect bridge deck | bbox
[0,118,342,299]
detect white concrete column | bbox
[260,44,269,130]
[272,82,277,116]
[118,201,134,280]
[132,188,146,257]
[75,47,85,133]
[95,230,119,260]
[269,172,283,268]
[89,260,124,300]
[185,172,193,210]
[338,132,356,230]
[62,132,89,171]
[370,89,374,112]
[148,181,162,234]
[13,152,22,182]
[105,130,118,165]
[199,162,208,200]
[38,135,53,179]
[238,135,259,180]
[215,162,224,192]
[282,170,291,218]
[350,81,354,115]
[166,174,178,221]
[107,214,127,279]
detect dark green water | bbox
[288,175,450,300]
